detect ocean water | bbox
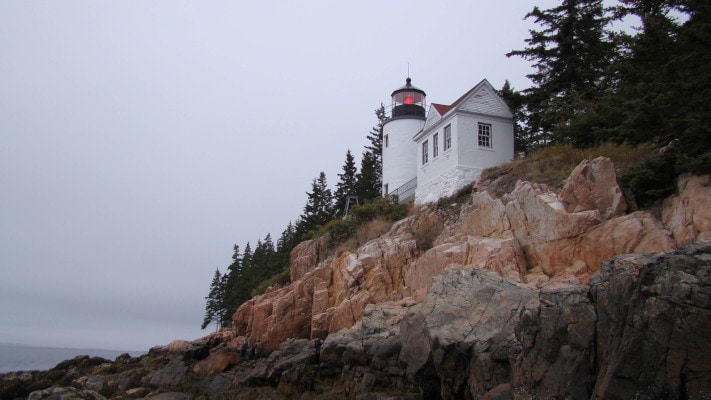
[0,343,146,373]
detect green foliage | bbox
[201,268,226,330]
[355,151,381,203]
[305,196,406,252]
[356,105,388,203]
[308,218,355,244]
[334,150,358,216]
[507,0,616,147]
[621,152,678,207]
[497,80,529,153]
[502,0,709,209]
[348,196,408,224]
[300,172,335,235]
[250,267,291,298]
[214,231,292,327]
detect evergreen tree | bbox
[365,104,386,184]
[226,242,253,320]
[251,234,278,284]
[300,172,334,233]
[355,151,381,202]
[604,0,710,168]
[275,221,298,269]
[356,105,387,199]
[220,244,242,326]
[507,0,616,146]
[334,150,358,215]
[598,0,682,145]
[668,0,711,169]
[201,268,225,330]
[497,80,529,153]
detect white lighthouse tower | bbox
[382,77,426,201]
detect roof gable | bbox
[432,103,451,115]
[454,79,512,118]
[423,104,443,131]
[417,79,513,141]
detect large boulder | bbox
[663,174,711,247]
[560,156,628,220]
[591,240,711,399]
[399,268,596,399]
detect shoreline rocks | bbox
[3,159,710,399]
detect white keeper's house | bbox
[382,77,515,204]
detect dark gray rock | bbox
[4,242,710,400]
[145,391,191,400]
[148,358,187,387]
[28,387,106,400]
[182,340,209,363]
[326,243,711,399]
[239,338,320,386]
[591,241,711,399]
[513,284,596,399]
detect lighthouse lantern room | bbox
[390,77,426,118]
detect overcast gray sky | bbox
[0,0,560,351]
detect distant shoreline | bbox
[0,343,147,374]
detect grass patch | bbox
[411,213,444,251]
[308,197,408,252]
[479,142,659,198]
[250,267,291,297]
[355,217,393,244]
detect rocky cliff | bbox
[2,157,710,400]
[228,157,706,355]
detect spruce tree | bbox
[227,242,253,317]
[300,172,334,234]
[607,0,710,169]
[201,268,225,330]
[251,234,277,283]
[507,0,616,147]
[355,151,381,202]
[275,221,298,269]
[497,80,528,153]
[220,244,242,326]
[355,105,387,200]
[668,0,711,169]
[334,150,358,215]
[365,104,386,184]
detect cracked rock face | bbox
[397,268,595,399]
[320,242,711,399]
[3,158,711,399]
[591,241,711,399]
[229,158,691,356]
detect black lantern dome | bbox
[390,77,426,118]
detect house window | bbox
[384,183,389,195]
[433,133,439,158]
[444,125,452,150]
[478,123,492,148]
[422,140,429,164]
[384,134,389,148]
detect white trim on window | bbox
[478,122,492,148]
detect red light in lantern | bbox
[404,96,414,105]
